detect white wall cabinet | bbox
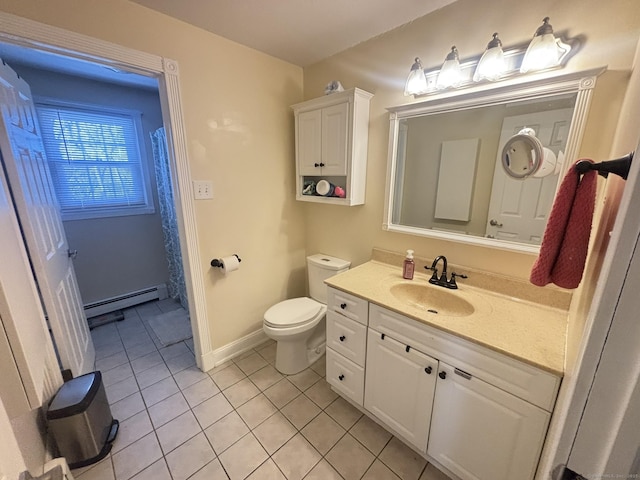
[326,287,559,480]
[292,88,373,206]
[364,329,437,452]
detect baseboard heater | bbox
[84,284,168,319]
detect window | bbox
[36,102,154,220]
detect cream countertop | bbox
[325,260,568,376]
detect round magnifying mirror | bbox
[501,128,544,179]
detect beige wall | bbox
[0,0,306,349]
[303,0,640,279]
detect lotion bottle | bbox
[403,250,415,280]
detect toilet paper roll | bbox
[220,255,240,274]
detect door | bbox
[364,330,437,452]
[0,60,94,377]
[486,108,574,243]
[427,362,550,480]
[297,109,322,175]
[321,102,349,176]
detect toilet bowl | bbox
[263,254,350,375]
[263,297,327,374]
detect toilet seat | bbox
[264,297,325,328]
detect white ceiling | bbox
[130,0,458,66]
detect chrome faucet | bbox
[425,255,467,289]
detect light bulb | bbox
[404,57,428,96]
[474,33,506,82]
[436,46,462,90]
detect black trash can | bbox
[46,371,119,469]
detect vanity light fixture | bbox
[520,17,572,73]
[473,33,507,82]
[404,17,577,97]
[404,57,429,96]
[436,46,462,90]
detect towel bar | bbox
[575,152,633,180]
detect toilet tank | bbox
[307,254,351,304]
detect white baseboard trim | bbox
[199,328,269,373]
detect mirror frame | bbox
[383,67,605,254]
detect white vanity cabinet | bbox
[364,329,437,452]
[325,288,368,405]
[367,303,557,480]
[292,88,373,206]
[427,361,550,480]
[325,287,561,480]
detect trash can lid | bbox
[47,371,102,420]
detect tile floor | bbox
[75,299,452,480]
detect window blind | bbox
[36,104,152,218]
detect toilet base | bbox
[275,341,325,375]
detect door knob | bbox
[489,219,503,227]
[425,366,432,374]
[438,371,447,380]
[67,249,78,259]
[338,374,345,381]
[340,303,347,309]
[339,335,346,342]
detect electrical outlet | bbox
[193,180,213,199]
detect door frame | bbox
[0,12,213,370]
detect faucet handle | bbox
[448,272,468,289]
[424,265,439,283]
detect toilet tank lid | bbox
[264,297,323,326]
[307,254,351,271]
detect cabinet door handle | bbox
[454,368,472,380]
[340,303,347,309]
[319,162,325,167]
[425,366,432,374]
[438,371,447,380]
[338,374,345,381]
[314,163,320,167]
[339,335,346,342]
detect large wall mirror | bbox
[383,68,603,254]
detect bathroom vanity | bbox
[324,255,568,480]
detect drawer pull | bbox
[439,371,447,380]
[425,366,432,374]
[454,368,472,380]
[338,374,345,381]
[405,345,411,353]
[381,333,385,340]
[340,303,347,309]
[339,335,346,342]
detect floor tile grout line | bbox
[94,305,435,480]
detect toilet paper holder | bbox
[210,254,242,268]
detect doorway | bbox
[0,12,213,376]
[1,47,195,358]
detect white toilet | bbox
[263,253,350,375]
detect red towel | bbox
[530,159,597,289]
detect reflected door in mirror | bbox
[486,108,573,243]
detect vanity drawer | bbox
[369,303,560,411]
[326,310,367,366]
[327,287,368,325]
[326,348,364,406]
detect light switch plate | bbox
[193,180,213,199]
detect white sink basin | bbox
[389,283,475,317]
